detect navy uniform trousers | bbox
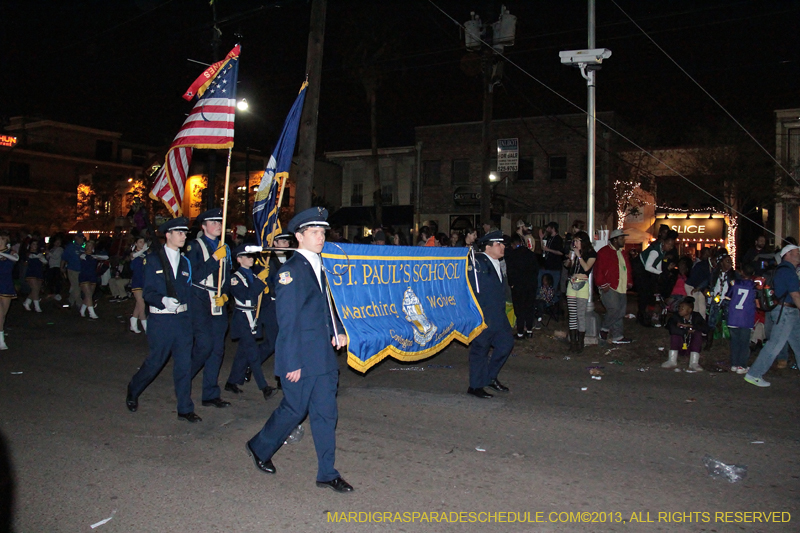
[186,237,230,402]
[469,253,515,389]
[128,252,194,413]
[129,312,194,413]
[228,304,277,389]
[189,296,229,401]
[247,252,342,482]
[248,369,339,482]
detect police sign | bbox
[497,138,519,172]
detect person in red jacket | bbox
[594,229,634,344]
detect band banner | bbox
[321,243,486,372]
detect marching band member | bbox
[186,208,232,409]
[467,230,514,399]
[245,207,353,493]
[22,240,47,313]
[78,241,108,319]
[0,231,18,350]
[224,245,277,400]
[126,218,199,421]
[129,236,149,333]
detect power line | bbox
[424,0,777,237]
[609,0,799,187]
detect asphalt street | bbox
[2,299,799,532]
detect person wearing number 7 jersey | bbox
[725,264,757,374]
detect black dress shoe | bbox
[202,397,231,408]
[244,366,252,383]
[177,412,202,423]
[245,442,276,474]
[126,385,138,412]
[261,385,275,401]
[467,387,493,399]
[487,378,509,392]
[316,477,354,493]
[224,382,243,394]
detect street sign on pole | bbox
[497,138,518,172]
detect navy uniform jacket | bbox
[469,252,511,330]
[274,253,342,377]
[142,251,192,309]
[184,236,231,311]
[230,267,268,340]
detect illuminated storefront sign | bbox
[0,135,17,147]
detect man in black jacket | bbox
[505,233,539,338]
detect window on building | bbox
[423,160,441,185]
[96,140,113,161]
[452,159,470,184]
[517,157,534,181]
[351,182,363,206]
[789,128,800,168]
[4,161,30,187]
[549,156,567,180]
[381,184,394,205]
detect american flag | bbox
[150,46,240,217]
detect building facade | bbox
[773,108,800,244]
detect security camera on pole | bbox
[559,0,611,346]
[464,5,516,226]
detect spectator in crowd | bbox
[392,231,409,246]
[515,220,535,250]
[741,235,773,274]
[538,222,564,302]
[662,296,708,371]
[564,231,597,353]
[705,252,735,350]
[0,231,19,351]
[416,226,430,246]
[22,241,46,313]
[62,232,85,308]
[372,230,386,245]
[594,229,633,344]
[534,273,556,328]
[635,230,677,327]
[666,257,693,311]
[108,244,133,303]
[46,237,64,300]
[436,233,450,247]
[744,244,800,387]
[684,247,716,318]
[328,225,349,244]
[449,229,461,247]
[505,233,539,339]
[727,264,757,374]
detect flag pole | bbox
[217,147,233,299]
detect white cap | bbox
[780,244,799,257]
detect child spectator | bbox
[726,264,756,374]
[662,296,709,371]
[534,273,556,329]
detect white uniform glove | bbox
[161,296,180,312]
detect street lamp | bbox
[237,98,249,111]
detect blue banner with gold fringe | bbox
[321,242,486,372]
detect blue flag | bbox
[253,82,308,246]
[321,243,486,372]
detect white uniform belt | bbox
[149,304,188,314]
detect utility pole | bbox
[464,5,516,227]
[206,1,222,209]
[559,0,611,345]
[295,0,327,213]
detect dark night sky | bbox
[2,0,798,154]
